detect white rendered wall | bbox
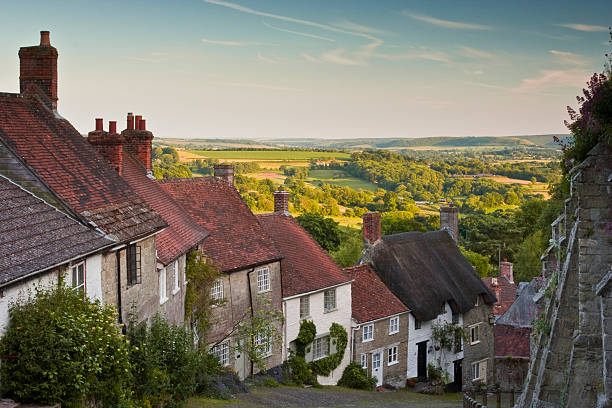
[406,302,464,382]
[283,283,352,385]
[85,254,103,302]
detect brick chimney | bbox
[214,164,234,186]
[87,118,124,175]
[362,212,381,245]
[121,113,153,173]
[19,31,58,110]
[273,190,290,214]
[500,259,514,283]
[440,206,459,244]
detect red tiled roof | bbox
[120,154,208,265]
[344,263,408,323]
[158,177,280,272]
[0,93,166,242]
[483,276,517,316]
[494,324,531,358]
[257,212,351,298]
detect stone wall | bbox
[494,356,529,392]
[463,300,495,388]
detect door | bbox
[417,341,428,380]
[235,339,246,380]
[453,359,463,391]
[371,351,383,387]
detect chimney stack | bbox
[273,190,290,214]
[19,30,59,110]
[362,212,381,245]
[121,112,153,173]
[214,164,234,186]
[500,259,514,283]
[440,206,459,244]
[88,118,123,175]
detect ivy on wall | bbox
[294,320,348,377]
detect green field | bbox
[185,150,350,161]
[307,169,379,192]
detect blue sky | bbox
[0,0,610,139]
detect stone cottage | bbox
[257,191,353,385]
[344,263,410,388]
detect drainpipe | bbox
[246,268,255,378]
[116,250,123,328]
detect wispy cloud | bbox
[202,38,273,46]
[216,81,304,92]
[513,69,589,93]
[262,21,335,42]
[374,50,451,63]
[332,20,389,35]
[320,49,364,66]
[557,23,608,32]
[257,52,278,64]
[549,50,588,66]
[301,52,322,63]
[403,12,492,30]
[460,46,495,59]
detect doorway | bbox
[417,341,428,380]
[371,350,383,387]
[453,359,463,391]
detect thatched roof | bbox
[362,230,496,321]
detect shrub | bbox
[288,355,317,386]
[0,284,130,407]
[261,376,281,388]
[338,363,376,390]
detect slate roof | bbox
[496,278,537,328]
[0,92,166,242]
[363,230,497,321]
[257,212,351,298]
[158,177,281,272]
[494,324,531,358]
[120,153,209,265]
[482,276,518,316]
[0,174,114,286]
[344,263,408,324]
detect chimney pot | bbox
[139,119,146,130]
[127,113,134,130]
[362,212,381,245]
[273,190,290,214]
[135,115,142,130]
[40,31,50,46]
[95,118,103,131]
[109,121,117,134]
[214,164,234,186]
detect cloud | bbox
[374,51,451,63]
[513,69,589,93]
[257,52,278,64]
[403,12,492,30]
[216,81,304,92]
[262,21,335,42]
[557,23,608,32]
[332,20,389,35]
[464,81,508,91]
[549,50,588,66]
[460,46,495,59]
[301,53,322,63]
[202,38,273,46]
[319,49,364,66]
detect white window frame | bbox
[372,352,381,370]
[257,267,271,293]
[159,267,168,305]
[324,289,336,313]
[387,345,398,366]
[414,318,422,330]
[361,353,367,369]
[172,260,180,295]
[362,324,374,342]
[70,261,85,293]
[211,279,224,301]
[300,296,310,320]
[471,358,487,381]
[313,336,330,360]
[389,316,399,334]
[470,323,481,345]
[254,332,272,357]
[211,341,230,366]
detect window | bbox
[159,267,168,304]
[362,324,374,342]
[471,359,487,381]
[372,352,381,369]
[211,341,230,366]
[257,267,270,292]
[324,289,336,313]
[300,296,310,319]
[71,261,85,293]
[414,318,422,330]
[313,336,330,360]
[172,261,180,294]
[389,316,399,334]
[361,354,367,369]
[127,244,141,285]
[455,333,463,353]
[470,324,480,344]
[254,333,272,357]
[211,279,224,300]
[388,345,398,365]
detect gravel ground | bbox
[187,386,463,408]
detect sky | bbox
[0,0,610,139]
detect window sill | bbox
[389,330,399,335]
[470,340,480,345]
[387,361,398,367]
[313,354,329,362]
[323,308,337,314]
[160,296,169,305]
[172,287,180,295]
[362,338,374,343]
[300,315,311,321]
[258,288,272,294]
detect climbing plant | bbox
[431,322,468,353]
[293,321,348,377]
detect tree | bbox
[381,211,426,235]
[329,226,363,267]
[296,213,342,252]
[460,247,492,277]
[514,231,545,283]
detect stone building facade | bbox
[462,297,495,387]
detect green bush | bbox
[288,355,317,386]
[261,376,281,388]
[337,363,376,390]
[0,284,130,407]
